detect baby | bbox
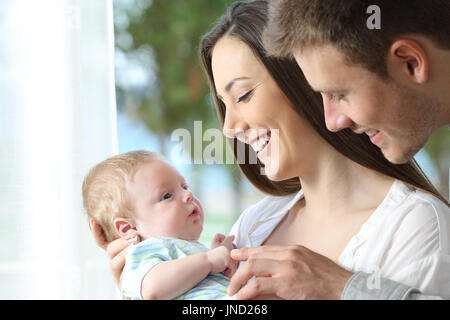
[82,150,237,300]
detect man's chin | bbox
[380,144,419,164]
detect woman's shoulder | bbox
[241,191,301,221]
[386,180,448,217]
[399,182,449,223]
[389,180,450,253]
[229,190,302,246]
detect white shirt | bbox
[229,180,450,298]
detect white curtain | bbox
[0,0,120,299]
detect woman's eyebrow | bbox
[217,76,252,101]
[225,76,251,93]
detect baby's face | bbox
[126,160,204,240]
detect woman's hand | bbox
[90,219,140,289]
[227,245,353,300]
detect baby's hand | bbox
[210,233,236,250]
[210,233,225,249]
[207,234,238,278]
[206,246,233,274]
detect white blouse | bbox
[229,180,450,298]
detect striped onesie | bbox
[121,236,231,300]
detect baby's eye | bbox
[161,193,172,201]
[182,184,189,190]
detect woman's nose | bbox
[222,107,249,141]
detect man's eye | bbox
[330,93,344,101]
[161,193,172,201]
[236,89,254,103]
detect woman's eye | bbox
[161,193,172,201]
[237,89,253,103]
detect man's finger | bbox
[227,258,277,296]
[231,245,297,261]
[235,277,279,300]
[228,261,238,278]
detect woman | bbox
[91,0,450,299]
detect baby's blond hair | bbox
[82,150,163,242]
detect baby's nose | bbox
[183,190,193,203]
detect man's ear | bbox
[113,217,138,239]
[388,39,429,84]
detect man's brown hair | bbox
[264,0,450,77]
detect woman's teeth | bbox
[251,134,270,153]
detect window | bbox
[0,0,119,299]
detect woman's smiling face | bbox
[211,35,323,181]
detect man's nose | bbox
[322,98,353,132]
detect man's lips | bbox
[369,131,382,145]
[352,128,380,138]
[353,127,383,146]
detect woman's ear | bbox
[113,217,138,239]
[388,39,429,84]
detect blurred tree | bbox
[117,0,233,150]
[424,127,450,201]
[114,0,245,217]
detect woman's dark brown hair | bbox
[199,0,449,205]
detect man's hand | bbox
[228,245,353,300]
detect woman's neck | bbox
[297,149,395,218]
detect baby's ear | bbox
[113,217,138,239]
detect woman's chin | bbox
[260,159,282,181]
[262,165,283,181]
[262,163,296,183]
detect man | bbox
[229,0,449,300]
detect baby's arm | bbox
[141,246,232,300]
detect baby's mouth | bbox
[189,207,199,217]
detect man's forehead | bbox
[293,45,358,92]
[296,43,347,62]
